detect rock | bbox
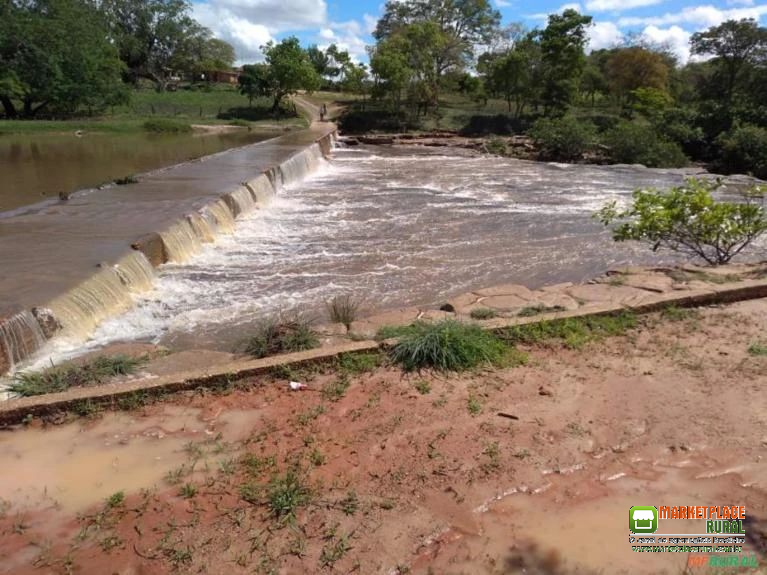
[566,284,654,306]
[31,307,61,339]
[131,233,167,267]
[540,282,574,293]
[418,310,453,322]
[619,273,676,293]
[349,307,421,338]
[315,323,348,337]
[530,292,580,311]
[140,349,236,377]
[480,294,530,311]
[474,284,534,299]
[538,386,553,396]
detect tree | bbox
[539,9,593,115]
[606,47,670,104]
[597,179,767,265]
[0,0,126,118]
[196,38,235,72]
[307,45,331,78]
[691,19,767,107]
[238,64,271,106]
[369,34,414,110]
[260,37,321,112]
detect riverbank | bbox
[1,289,765,573]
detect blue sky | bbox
[192,0,767,64]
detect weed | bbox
[376,324,421,340]
[513,448,531,460]
[114,174,138,185]
[500,312,637,350]
[241,454,276,476]
[414,379,431,395]
[239,482,261,505]
[179,483,198,499]
[10,355,146,397]
[748,343,767,356]
[218,458,237,475]
[99,535,122,552]
[320,533,352,568]
[432,394,448,408]
[326,295,360,329]
[518,304,567,318]
[337,352,382,374]
[266,466,312,521]
[295,405,326,426]
[389,320,509,371]
[379,499,395,510]
[105,491,125,508]
[482,442,501,471]
[322,373,351,402]
[485,137,508,156]
[565,422,587,437]
[467,395,482,416]
[309,448,326,466]
[661,305,699,322]
[339,490,359,515]
[470,307,497,320]
[240,313,319,359]
[71,399,102,418]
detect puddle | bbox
[0,406,259,514]
[415,452,767,574]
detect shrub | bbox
[142,119,193,134]
[528,116,596,161]
[241,313,319,358]
[717,125,767,180]
[597,178,767,265]
[10,355,145,397]
[389,320,508,371]
[326,295,360,330]
[501,313,637,349]
[470,307,497,320]
[602,121,688,168]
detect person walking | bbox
[320,103,327,121]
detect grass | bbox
[9,354,146,397]
[241,314,319,359]
[113,175,138,185]
[748,343,767,356]
[500,312,637,350]
[321,373,351,402]
[518,304,567,318]
[265,466,312,521]
[660,305,699,322]
[376,324,421,340]
[336,352,382,374]
[470,307,497,320]
[326,295,361,330]
[142,118,192,133]
[413,379,432,395]
[389,320,509,372]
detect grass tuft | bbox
[321,373,351,402]
[10,355,145,397]
[500,312,637,350]
[337,352,382,374]
[142,118,192,133]
[265,466,312,521]
[389,320,509,372]
[326,295,360,330]
[518,304,566,318]
[748,343,767,357]
[470,307,497,320]
[241,313,318,359]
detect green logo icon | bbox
[630,506,658,533]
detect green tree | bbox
[597,179,767,265]
[0,0,126,118]
[539,9,593,115]
[260,37,321,112]
[606,47,670,104]
[369,34,414,110]
[238,63,271,106]
[196,38,235,72]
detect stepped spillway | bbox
[0,125,336,374]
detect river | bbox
[20,143,697,366]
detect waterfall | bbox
[0,310,47,372]
[159,220,204,263]
[227,186,258,217]
[45,252,156,340]
[244,175,276,204]
[187,213,215,244]
[276,144,324,189]
[203,199,236,235]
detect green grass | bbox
[142,118,192,134]
[748,343,767,356]
[518,304,567,318]
[660,305,699,322]
[10,354,146,397]
[321,373,351,402]
[240,314,319,359]
[470,307,497,320]
[500,312,637,350]
[376,324,422,340]
[389,319,510,372]
[336,352,382,374]
[265,466,312,521]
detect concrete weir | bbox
[0,125,337,374]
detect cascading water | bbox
[0,310,47,372]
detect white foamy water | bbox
[20,145,702,367]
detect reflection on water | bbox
[0,129,275,212]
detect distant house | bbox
[201,70,241,85]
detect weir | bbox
[0,126,336,375]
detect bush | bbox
[241,314,319,358]
[597,178,767,265]
[142,118,193,134]
[326,295,360,330]
[459,114,530,136]
[10,355,145,397]
[389,320,508,371]
[528,116,596,161]
[602,121,688,168]
[717,125,767,180]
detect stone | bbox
[566,284,653,305]
[418,310,453,322]
[141,349,238,377]
[31,307,61,339]
[315,323,348,337]
[531,292,580,311]
[349,307,421,338]
[539,282,574,293]
[474,284,534,299]
[481,294,530,311]
[131,233,167,267]
[619,273,675,293]
[443,292,481,313]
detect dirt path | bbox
[1,300,767,574]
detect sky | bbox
[191,0,767,65]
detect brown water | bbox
[0,129,275,212]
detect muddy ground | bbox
[1,300,767,574]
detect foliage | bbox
[238,64,272,107]
[259,37,321,112]
[500,312,637,349]
[326,295,360,329]
[265,466,312,521]
[597,178,767,265]
[241,313,319,358]
[10,355,145,397]
[389,319,508,371]
[529,116,596,161]
[470,307,497,320]
[142,118,192,133]
[602,122,688,168]
[717,125,767,180]
[606,47,670,104]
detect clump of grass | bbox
[265,466,312,521]
[326,295,360,330]
[105,491,125,509]
[337,352,382,374]
[413,379,431,395]
[661,305,699,322]
[467,395,482,415]
[500,312,637,350]
[485,137,508,156]
[376,324,421,340]
[113,174,138,185]
[10,355,146,397]
[241,313,319,359]
[179,483,198,499]
[518,304,566,318]
[470,307,497,320]
[142,118,192,133]
[389,320,508,371]
[748,343,767,356]
[320,533,352,568]
[322,373,351,401]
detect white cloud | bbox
[588,21,624,50]
[528,2,582,20]
[495,0,513,7]
[727,0,754,5]
[585,0,665,11]
[317,20,369,62]
[618,4,767,28]
[642,24,692,62]
[363,13,379,34]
